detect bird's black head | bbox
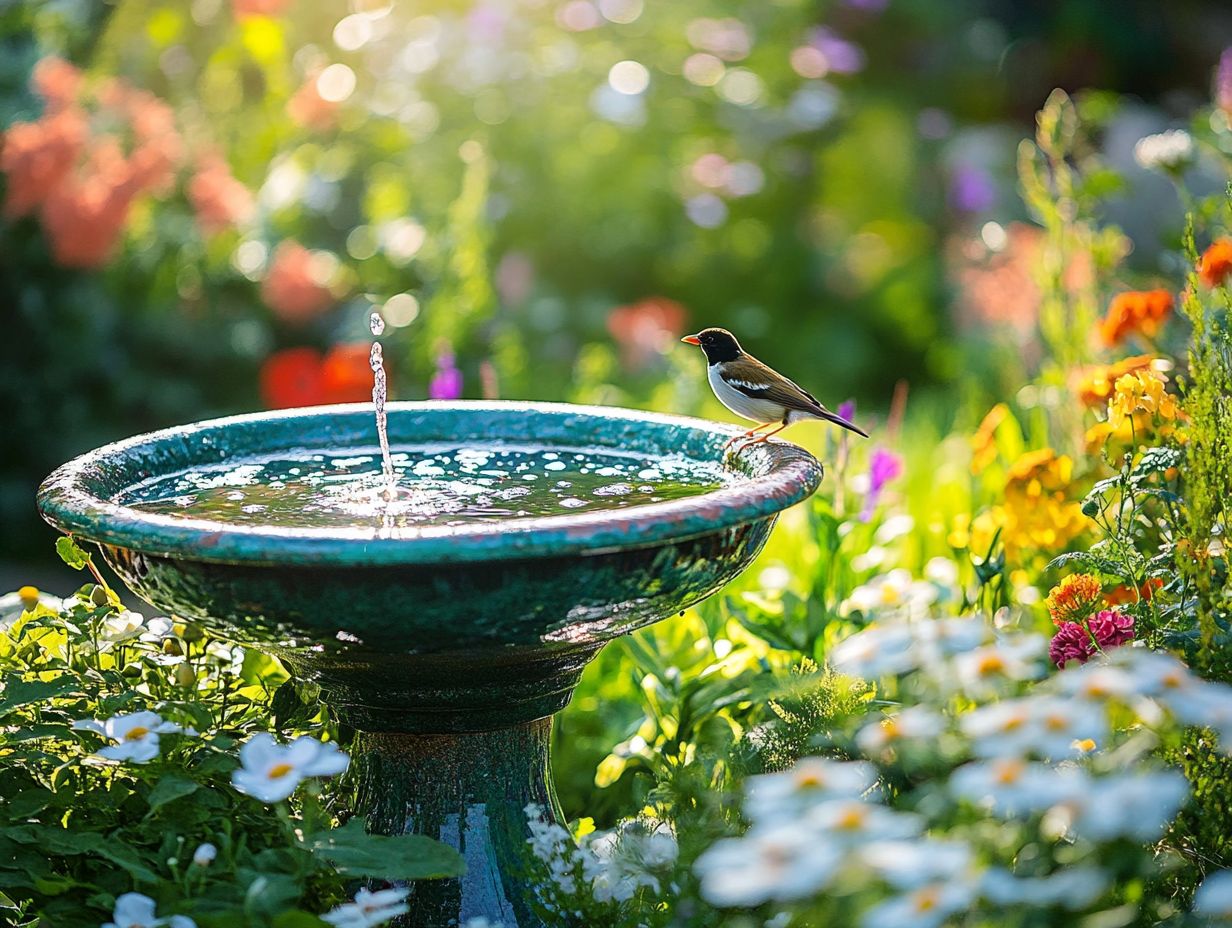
[681,327,742,364]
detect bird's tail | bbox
[819,407,869,438]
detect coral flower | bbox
[40,176,133,269]
[232,0,292,18]
[0,108,88,218]
[287,71,339,132]
[188,154,253,235]
[1098,290,1173,347]
[31,56,82,111]
[261,241,335,323]
[259,348,324,409]
[321,343,376,404]
[1199,238,1232,289]
[1044,574,1103,626]
[607,296,687,370]
[1049,622,1094,669]
[1089,610,1134,649]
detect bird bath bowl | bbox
[37,401,823,927]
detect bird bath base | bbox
[38,402,823,927]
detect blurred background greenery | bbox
[1,0,1229,561]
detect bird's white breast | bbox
[707,364,788,424]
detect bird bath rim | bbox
[37,400,824,567]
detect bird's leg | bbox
[739,420,789,449]
[724,422,774,450]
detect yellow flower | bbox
[1044,573,1103,625]
[1088,368,1185,453]
[971,403,1010,475]
[971,449,1086,560]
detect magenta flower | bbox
[950,163,996,213]
[859,447,903,521]
[1089,609,1134,649]
[836,399,856,424]
[1050,621,1094,669]
[429,349,463,400]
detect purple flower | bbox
[844,0,888,10]
[1050,622,1094,669]
[809,28,865,75]
[429,349,463,400]
[859,447,903,521]
[1218,47,1232,115]
[836,399,856,424]
[1089,610,1134,649]
[949,163,996,213]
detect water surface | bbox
[120,444,730,530]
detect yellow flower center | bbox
[1073,738,1096,752]
[880,718,900,739]
[914,887,941,912]
[18,585,39,607]
[1002,715,1025,732]
[795,772,825,789]
[124,727,150,741]
[994,759,1024,784]
[268,763,295,779]
[1044,715,1068,732]
[977,654,1005,676]
[835,805,867,830]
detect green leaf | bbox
[304,818,465,880]
[1045,551,1124,577]
[6,788,54,819]
[271,912,331,928]
[145,775,198,814]
[55,536,91,570]
[0,676,78,717]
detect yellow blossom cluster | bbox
[1086,369,1184,451]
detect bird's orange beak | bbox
[681,335,701,345]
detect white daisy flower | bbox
[861,880,976,928]
[845,570,937,619]
[981,866,1109,909]
[859,838,973,889]
[952,637,1045,697]
[101,892,195,928]
[744,758,878,823]
[72,711,185,764]
[231,733,350,803]
[856,706,947,756]
[1053,660,1140,701]
[949,759,1084,818]
[322,887,410,928]
[807,799,924,843]
[694,822,843,906]
[191,842,217,867]
[82,610,146,653]
[1194,870,1232,918]
[960,696,1107,760]
[1067,771,1188,843]
[830,624,920,679]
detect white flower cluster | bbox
[1133,128,1194,173]
[322,887,409,928]
[842,559,961,620]
[524,804,678,911]
[692,616,1232,923]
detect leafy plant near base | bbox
[0,538,462,928]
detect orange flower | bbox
[261,241,336,323]
[970,403,1009,475]
[321,343,376,404]
[188,154,253,235]
[260,348,324,409]
[1105,578,1163,606]
[39,138,137,268]
[1044,573,1103,625]
[0,109,88,218]
[1199,238,1232,288]
[287,71,338,132]
[1098,290,1173,346]
[31,56,82,111]
[1073,355,1156,407]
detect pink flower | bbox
[1089,609,1134,650]
[261,241,335,323]
[188,154,253,235]
[1049,622,1094,669]
[607,297,687,370]
[859,447,903,522]
[31,56,82,112]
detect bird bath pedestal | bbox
[38,402,822,927]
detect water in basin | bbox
[118,445,730,529]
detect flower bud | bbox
[192,842,217,867]
[90,585,110,607]
[175,663,196,688]
[181,623,206,643]
[162,638,184,656]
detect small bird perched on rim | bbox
[681,327,868,450]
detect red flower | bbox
[321,344,375,404]
[607,297,687,369]
[1049,622,1094,669]
[1105,578,1162,606]
[1199,238,1232,289]
[261,241,335,323]
[1089,609,1134,649]
[260,348,324,409]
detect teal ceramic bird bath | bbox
[37,401,823,927]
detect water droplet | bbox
[369,311,386,336]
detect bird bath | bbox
[37,401,823,927]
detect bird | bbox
[681,327,868,450]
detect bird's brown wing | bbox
[723,354,827,414]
